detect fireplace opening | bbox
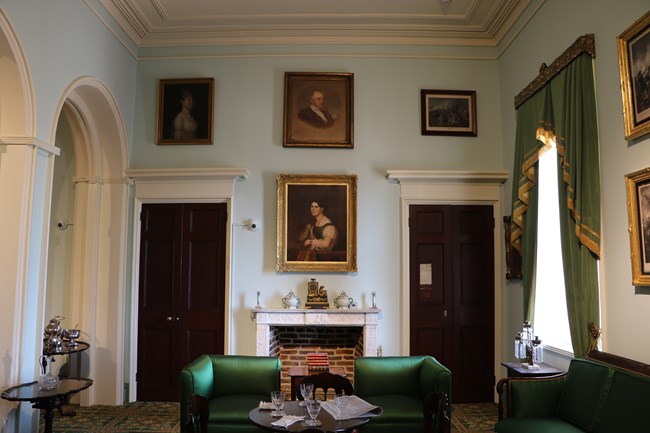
[270,326,364,393]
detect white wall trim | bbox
[387,169,508,401]
[126,167,248,402]
[0,136,60,156]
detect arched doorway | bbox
[48,78,130,405]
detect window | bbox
[533,145,573,353]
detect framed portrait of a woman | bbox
[276,174,357,272]
[156,77,214,145]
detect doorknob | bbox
[166,316,173,322]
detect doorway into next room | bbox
[409,204,495,403]
[137,203,227,401]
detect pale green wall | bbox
[132,53,504,355]
[498,0,650,365]
[45,112,76,325]
[0,0,138,143]
[3,0,650,409]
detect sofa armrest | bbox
[420,356,452,406]
[180,355,215,432]
[497,374,566,420]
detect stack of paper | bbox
[321,395,384,420]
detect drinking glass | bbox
[270,391,285,417]
[299,382,314,406]
[305,399,322,426]
[334,394,347,419]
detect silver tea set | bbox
[43,315,81,353]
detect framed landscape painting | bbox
[276,174,357,273]
[420,89,477,136]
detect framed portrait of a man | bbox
[283,72,354,148]
[625,167,650,285]
[276,174,357,272]
[617,11,650,140]
[156,77,214,145]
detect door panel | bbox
[410,207,452,368]
[410,205,494,403]
[137,203,226,402]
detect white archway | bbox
[0,8,54,432]
[51,77,130,405]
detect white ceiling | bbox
[99,0,531,48]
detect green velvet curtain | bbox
[511,89,548,322]
[511,52,601,357]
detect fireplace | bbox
[253,308,381,392]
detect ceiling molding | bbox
[99,0,532,48]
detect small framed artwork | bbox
[625,167,650,285]
[420,89,477,136]
[156,78,214,144]
[617,11,650,140]
[276,174,357,273]
[283,72,354,148]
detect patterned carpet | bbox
[40,401,181,433]
[40,401,496,433]
[451,402,498,433]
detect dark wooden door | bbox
[409,205,494,403]
[137,203,227,402]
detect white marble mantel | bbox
[253,308,381,357]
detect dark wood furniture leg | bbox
[187,394,209,433]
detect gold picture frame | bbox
[276,174,357,272]
[617,11,650,140]
[625,167,650,285]
[283,72,354,148]
[156,78,214,145]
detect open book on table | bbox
[321,395,383,421]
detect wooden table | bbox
[249,400,370,432]
[501,362,564,378]
[1,377,93,433]
[288,367,346,400]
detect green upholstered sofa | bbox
[180,354,280,433]
[354,355,452,433]
[495,350,650,433]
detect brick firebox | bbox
[271,326,364,393]
[253,308,381,394]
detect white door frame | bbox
[387,170,508,400]
[125,167,248,402]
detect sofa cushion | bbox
[557,359,611,431]
[208,394,267,424]
[495,417,586,433]
[362,394,424,422]
[211,356,279,398]
[509,375,565,417]
[355,356,424,398]
[595,370,650,433]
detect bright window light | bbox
[533,145,573,354]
